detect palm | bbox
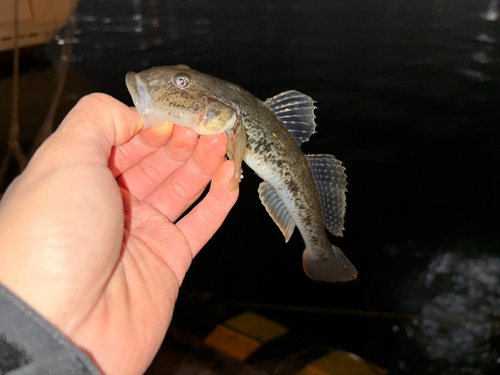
[73,124,234,375]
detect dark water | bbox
[42,0,500,373]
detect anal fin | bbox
[225,118,247,191]
[258,182,296,242]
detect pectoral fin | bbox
[258,181,296,242]
[225,118,248,191]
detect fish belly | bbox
[244,149,327,253]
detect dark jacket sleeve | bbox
[0,283,103,375]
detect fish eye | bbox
[173,74,191,88]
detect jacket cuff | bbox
[0,283,102,375]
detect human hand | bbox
[0,93,238,375]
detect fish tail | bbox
[302,245,357,282]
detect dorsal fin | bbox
[264,90,317,145]
[258,181,296,242]
[306,154,347,237]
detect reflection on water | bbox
[64,0,500,91]
[390,246,500,374]
[418,252,500,373]
[481,0,499,21]
[391,244,500,375]
[461,0,499,81]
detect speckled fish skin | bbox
[126,65,357,282]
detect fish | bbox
[125,65,357,282]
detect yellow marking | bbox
[272,133,285,148]
[224,311,288,342]
[296,351,389,375]
[203,312,289,361]
[204,118,221,129]
[203,325,261,361]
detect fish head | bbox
[126,65,237,134]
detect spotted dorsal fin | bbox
[306,154,347,237]
[264,90,317,145]
[258,181,296,242]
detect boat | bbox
[0,0,78,52]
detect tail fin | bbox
[302,245,357,282]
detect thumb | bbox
[30,93,143,173]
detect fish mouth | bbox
[126,72,164,128]
[126,72,148,114]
